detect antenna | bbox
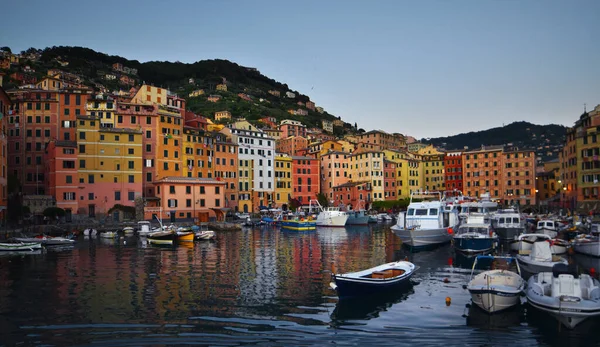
[584,103,587,112]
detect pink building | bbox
[319,151,350,202]
[276,136,308,156]
[332,181,371,210]
[384,160,397,200]
[45,140,78,221]
[279,119,306,138]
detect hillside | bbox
[2,46,350,131]
[421,121,567,161]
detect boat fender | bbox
[445,297,451,306]
[447,227,454,235]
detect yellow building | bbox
[182,127,214,179]
[274,154,293,207]
[337,139,356,154]
[348,150,385,202]
[132,85,168,105]
[86,94,116,128]
[216,83,227,91]
[188,89,205,97]
[384,149,415,199]
[417,145,445,192]
[215,110,232,121]
[76,115,143,217]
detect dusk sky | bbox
[2,0,599,139]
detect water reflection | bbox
[465,304,524,330]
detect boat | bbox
[367,214,378,223]
[492,209,525,240]
[147,230,176,245]
[572,234,600,257]
[329,260,417,298]
[391,191,460,249]
[345,202,370,225]
[517,241,568,274]
[137,221,152,236]
[466,255,525,313]
[510,233,569,255]
[453,214,498,254]
[536,219,560,238]
[309,200,348,227]
[526,263,600,329]
[376,213,393,222]
[458,192,499,222]
[176,228,195,242]
[122,226,135,235]
[0,242,42,251]
[192,224,216,240]
[281,217,317,231]
[14,235,76,246]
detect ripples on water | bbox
[1,225,600,346]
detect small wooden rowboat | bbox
[330,260,417,298]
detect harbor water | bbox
[1,224,599,346]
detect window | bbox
[114,191,121,201]
[128,161,134,169]
[128,148,134,155]
[128,175,134,183]
[88,174,94,184]
[169,186,176,194]
[128,192,135,201]
[215,186,220,194]
[79,132,86,140]
[66,175,72,184]
[79,160,86,168]
[200,186,205,194]
[186,186,191,194]
[186,199,192,207]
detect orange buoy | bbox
[591,267,596,276]
[445,297,451,306]
[447,257,453,266]
[447,227,454,235]
[443,278,450,283]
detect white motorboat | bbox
[510,233,569,255]
[192,224,215,240]
[309,200,348,227]
[572,235,600,257]
[391,191,460,249]
[536,219,560,238]
[517,241,568,274]
[13,235,75,246]
[99,231,118,239]
[330,260,417,298]
[137,221,152,236]
[466,255,525,313]
[376,213,393,222]
[0,242,42,251]
[526,263,600,329]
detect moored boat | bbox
[572,235,600,257]
[466,255,525,313]
[453,219,498,254]
[176,229,195,242]
[147,230,176,245]
[345,209,370,225]
[492,210,525,241]
[281,218,317,231]
[536,219,559,238]
[0,242,42,251]
[99,231,118,239]
[192,224,215,240]
[510,233,569,255]
[526,263,600,329]
[137,221,152,236]
[14,235,76,246]
[309,200,348,227]
[391,191,460,249]
[122,227,135,235]
[330,260,417,298]
[517,241,568,274]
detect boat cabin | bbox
[537,220,558,231]
[137,221,151,234]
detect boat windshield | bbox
[407,208,414,216]
[429,208,438,215]
[415,209,428,216]
[459,227,489,234]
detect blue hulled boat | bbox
[453,222,498,254]
[281,218,316,231]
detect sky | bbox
[1,0,599,139]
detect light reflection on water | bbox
[0,224,599,346]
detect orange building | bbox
[383,160,397,200]
[355,130,406,150]
[0,86,10,216]
[503,149,536,206]
[332,181,371,210]
[292,156,320,206]
[462,145,504,200]
[276,136,308,156]
[279,119,306,138]
[45,140,78,220]
[144,177,227,223]
[444,151,463,192]
[213,132,239,210]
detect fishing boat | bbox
[391,191,460,249]
[281,217,317,231]
[453,214,498,254]
[345,202,370,225]
[193,224,216,240]
[309,200,348,227]
[466,255,525,313]
[526,263,600,329]
[536,219,560,238]
[0,242,42,251]
[330,260,417,298]
[517,241,568,274]
[492,210,525,240]
[572,234,600,257]
[510,233,569,255]
[147,230,176,245]
[137,221,152,236]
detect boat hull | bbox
[454,236,497,254]
[494,227,523,241]
[176,232,194,242]
[316,214,348,227]
[469,290,521,314]
[573,240,600,257]
[346,212,370,225]
[147,231,176,245]
[281,220,316,231]
[0,242,42,251]
[391,226,452,248]
[195,231,215,240]
[516,255,567,274]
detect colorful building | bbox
[348,150,385,202]
[319,151,350,201]
[383,160,397,200]
[503,149,536,206]
[45,140,78,220]
[87,94,116,128]
[0,86,10,216]
[355,130,406,151]
[444,151,463,192]
[332,181,371,210]
[274,153,293,209]
[462,145,504,200]
[536,159,560,208]
[573,105,600,211]
[291,156,320,206]
[417,145,445,192]
[213,132,239,210]
[76,116,143,218]
[279,119,306,138]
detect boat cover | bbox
[531,241,552,262]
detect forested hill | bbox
[421,121,567,161]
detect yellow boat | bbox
[176,231,195,242]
